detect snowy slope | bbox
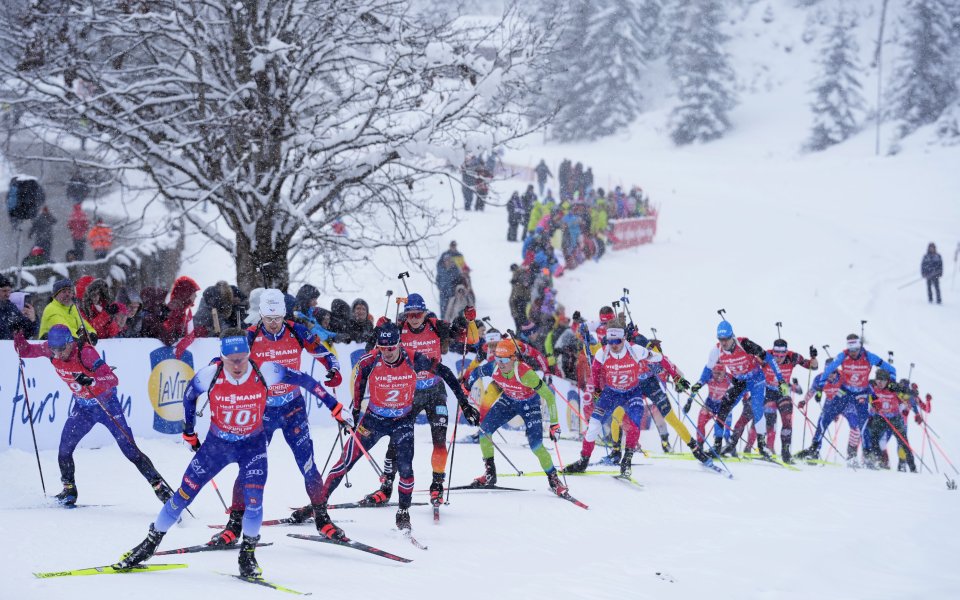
[4,2,960,599]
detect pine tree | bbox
[806,10,866,151]
[887,0,958,139]
[666,1,737,145]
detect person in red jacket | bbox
[140,276,201,355]
[67,204,89,259]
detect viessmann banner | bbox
[1,339,584,452]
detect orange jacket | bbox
[88,223,113,250]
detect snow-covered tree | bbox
[0,0,554,291]
[551,0,654,141]
[806,10,866,151]
[887,0,959,139]
[666,0,738,145]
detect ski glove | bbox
[74,373,95,387]
[814,390,823,403]
[673,376,691,394]
[331,403,354,428]
[797,399,807,410]
[460,402,480,426]
[549,423,561,442]
[463,306,476,321]
[690,382,703,395]
[682,399,693,414]
[778,381,790,396]
[182,430,201,452]
[325,368,342,387]
[915,413,923,425]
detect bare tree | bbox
[0,0,555,291]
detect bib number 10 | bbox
[221,409,256,426]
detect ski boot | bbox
[660,434,672,453]
[563,455,590,474]
[429,472,445,507]
[210,508,244,546]
[314,504,348,541]
[688,440,711,464]
[396,508,411,531]
[795,442,820,460]
[896,462,907,473]
[56,480,78,507]
[606,443,622,465]
[620,449,634,478]
[719,440,739,458]
[289,504,314,523]
[756,440,774,460]
[238,534,262,578]
[846,446,860,468]
[360,474,394,506]
[150,478,174,503]
[546,470,568,496]
[470,457,497,488]
[781,447,793,464]
[115,524,165,569]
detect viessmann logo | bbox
[224,393,262,404]
[257,347,300,361]
[380,373,415,385]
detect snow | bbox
[4,2,960,598]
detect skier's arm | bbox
[263,362,339,411]
[466,360,495,389]
[293,323,340,371]
[865,351,896,379]
[182,365,217,433]
[424,355,470,406]
[80,345,118,389]
[521,369,558,425]
[12,331,51,359]
[816,357,844,390]
[698,347,721,384]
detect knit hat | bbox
[52,279,74,296]
[259,289,286,317]
[0,273,11,288]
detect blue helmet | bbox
[378,322,401,346]
[716,320,734,340]
[404,293,427,313]
[48,324,75,349]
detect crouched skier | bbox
[15,325,173,506]
[310,323,478,538]
[114,329,351,577]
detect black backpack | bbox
[7,176,45,220]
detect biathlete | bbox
[15,324,173,506]
[115,329,350,577]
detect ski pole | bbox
[483,433,523,476]
[208,477,229,512]
[922,421,939,474]
[397,271,411,297]
[338,428,352,488]
[876,411,932,474]
[552,440,568,486]
[319,428,340,478]
[790,395,848,461]
[344,425,384,478]
[382,290,393,320]
[444,406,461,505]
[16,358,46,495]
[682,392,733,476]
[921,421,959,475]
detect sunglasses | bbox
[495,356,513,364]
[262,316,284,324]
[379,344,399,351]
[406,311,425,318]
[718,336,733,343]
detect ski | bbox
[446,484,530,492]
[221,573,312,595]
[741,452,802,472]
[433,505,439,523]
[287,533,413,563]
[62,503,116,509]
[399,529,428,550]
[34,563,187,578]
[503,470,615,477]
[155,542,273,555]
[328,501,428,510]
[556,491,589,509]
[209,518,352,529]
[610,474,644,490]
[700,459,734,479]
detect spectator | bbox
[437,254,466,321]
[520,185,537,240]
[534,159,552,198]
[474,162,490,211]
[38,278,93,340]
[65,249,79,262]
[66,169,90,204]
[558,159,571,202]
[507,191,523,242]
[509,263,534,330]
[461,155,476,211]
[583,167,594,196]
[328,298,353,341]
[921,242,943,304]
[0,275,38,339]
[293,284,320,316]
[6,175,45,229]
[443,283,472,323]
[348,298,375,344]
[193,281,235,336]
[138,287,169,340]
[67,203,89,259]
[29,206,56,258]
[88,218,113,259]
[22,246,49,267]
[572,161,584,199]
[158,276,201,346]
[117,287,143,337]
[80,277,125,340]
